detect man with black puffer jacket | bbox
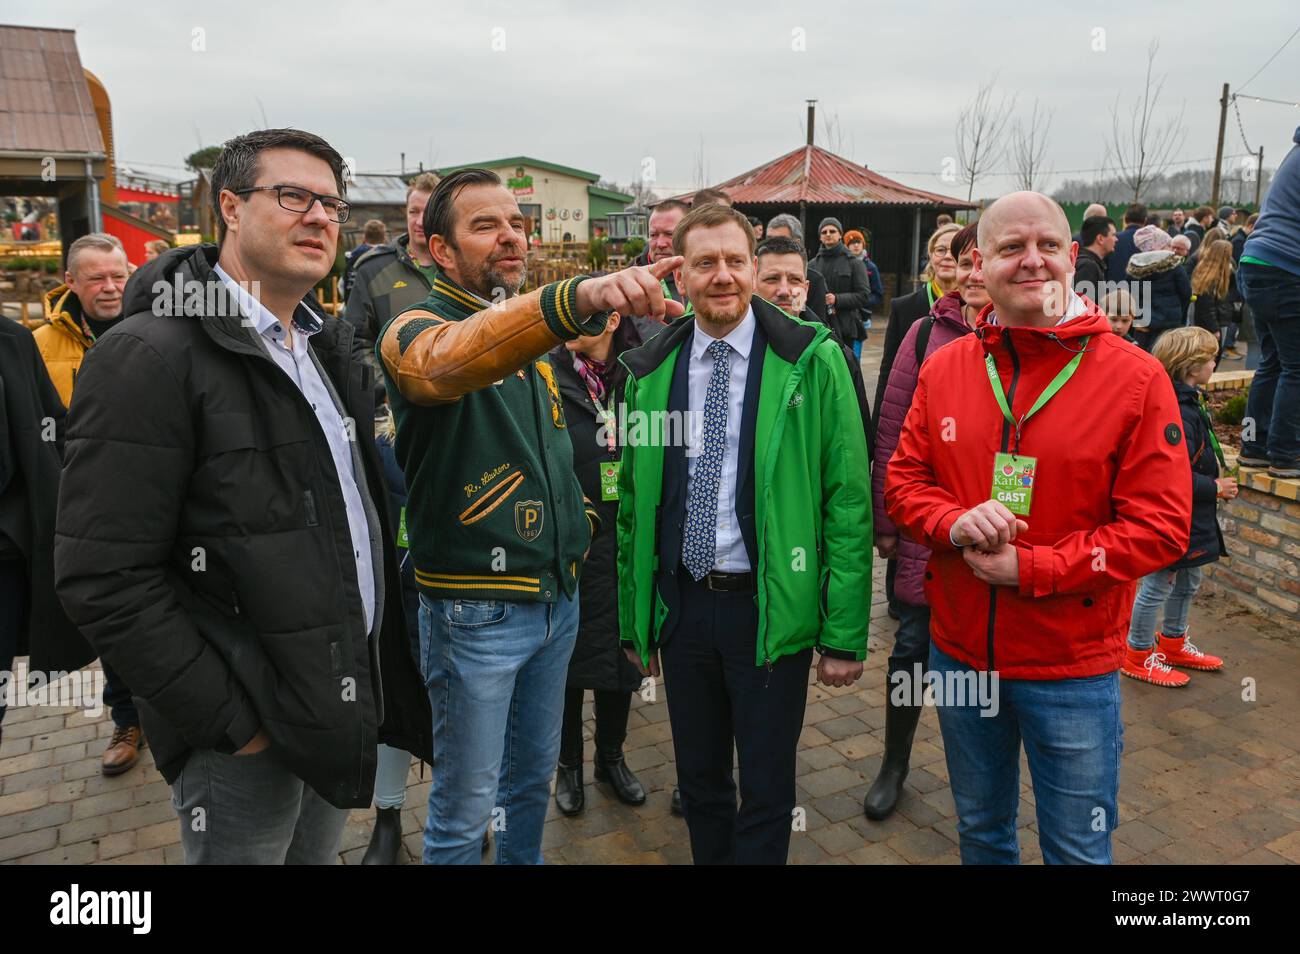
[810,217,872,355]
[54,128,432,865]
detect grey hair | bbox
[66,232,126,276]
[766,213,803,245]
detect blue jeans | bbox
[417,590,578,864]
[1240,262,1300,466]
[929,642,1122,865]
[1127,566,1204,651]
[890,600,931,667]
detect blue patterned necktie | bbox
[682,338,732,581]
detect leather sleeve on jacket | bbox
[53,331,261,753]
[379,277,603,406]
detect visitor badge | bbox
[397,506,409,548]
[600,461,621,501]
[990,453,1037,517]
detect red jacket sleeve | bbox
[1016,367,1192,597]
[884,363,967,551]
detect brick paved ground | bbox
[2,336,1295,865]
[1,578,1295,865]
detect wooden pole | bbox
[1210,83,1229,208]
[1255,146,1264,208]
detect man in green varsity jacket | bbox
[616,203,872,864]
[377,168,683,865]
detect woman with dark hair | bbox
[550,312,660,815]
[865,222,986,821]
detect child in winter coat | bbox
[1123,327,1237,686]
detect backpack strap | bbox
[914,315,935,367]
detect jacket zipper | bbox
[987,331,1021,672]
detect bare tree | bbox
[692,135,709,190]
[955,75,1017,202]
[1010,99,1055,192]
[1104,39,1186,204]
[821,109,852,156]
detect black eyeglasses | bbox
[234,184,351,224]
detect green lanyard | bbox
[1197,396,1226,469]
[926,281,938,310]
[984,337,1089,455]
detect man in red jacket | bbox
[885,191,1192,864]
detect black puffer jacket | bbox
[1192,292,1233,337]
[1172,381,1226,569]
[810,242,871,344]
[54,245,432,809]
[549,319,656,694]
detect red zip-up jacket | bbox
[884,299,1191,679]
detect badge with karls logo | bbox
[515,500,544,541]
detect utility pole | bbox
[1255,145,1264,207]
[1211,83,1229,208]
[401,151,406,177]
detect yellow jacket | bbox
[33,285,94,408]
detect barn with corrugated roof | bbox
[674,109,977,305]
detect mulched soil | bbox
[1206,387,1246,454]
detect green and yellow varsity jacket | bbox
[378,272,606,602]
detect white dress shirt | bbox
[685,306,756,573]
[214,265,377,634]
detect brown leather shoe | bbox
[101,725,145,776]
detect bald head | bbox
[973,192,1077,328]
[1083,202,1108,220]
[977,192,1071,252]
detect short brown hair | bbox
[406,172,438,201]
[210,128,346,245]
[691,188,731,208]
[1192,205,1214,223]
[672,203,755,257]
[651,198,690,217]
[362,219,388,243]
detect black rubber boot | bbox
[670,787,684,816]
[862,676,923,821]
[594,752,646,806]
[361,806,402,865]
[555,761,585,816]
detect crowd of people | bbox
[0,122,1297,866]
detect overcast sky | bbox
[5,0,1298,200]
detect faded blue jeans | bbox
[417,590,578,864]
[1127,566,1204,651]
[930,642,1122,865]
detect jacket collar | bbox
[621,294,822,379]
[427,271,491,320]
[121,243,347,363]
[43,285,89,342]
[974,294,1111,354]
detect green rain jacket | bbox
[616,296,872,667]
